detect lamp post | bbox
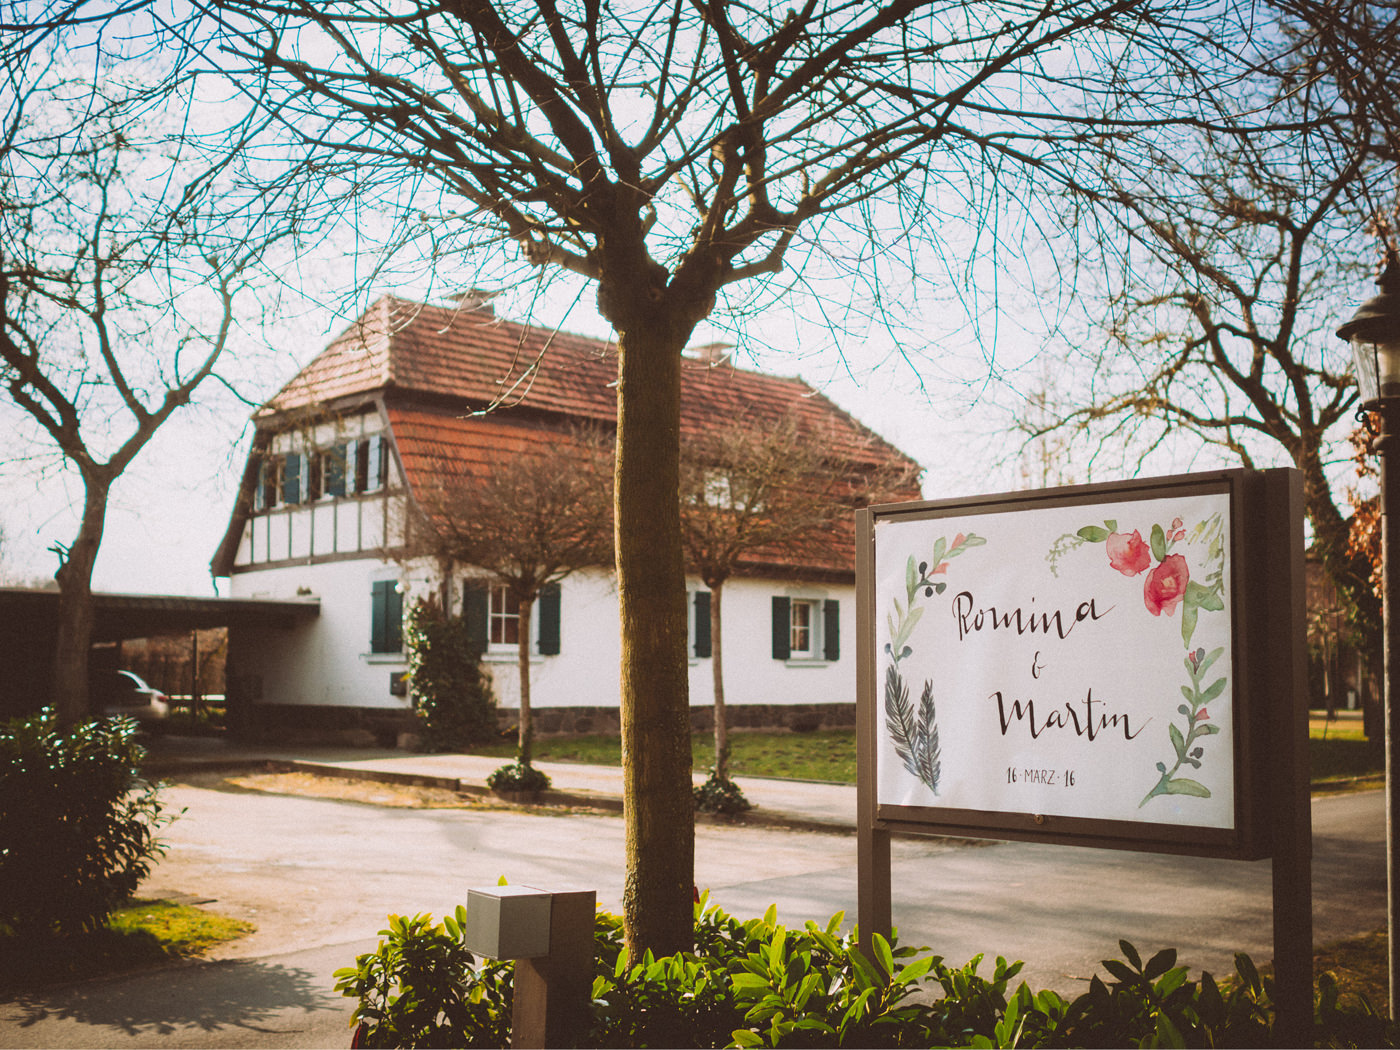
[1338,251,1400,1015]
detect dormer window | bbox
[252,436,387,513]
[354,436,386,494]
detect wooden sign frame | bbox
[855,468,1310,1032]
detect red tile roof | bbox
[263,295,620,422]
[245,294,922,579]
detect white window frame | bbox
[789,597,818,658]
[488,583,523,650]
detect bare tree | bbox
[15,0,1296,954]
[680,411,915,790]
[0,48,298,724]
[410,426,613,766]
[1018,1,1400,655]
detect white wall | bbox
[695,577,856,708]
[472,568,621,710]
[442,570,855,711]
[228,557,857,712]
[229,558,411,712]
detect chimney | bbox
[450,288,496,316]
[686,341,733,367]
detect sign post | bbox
[856,469,1310,1040]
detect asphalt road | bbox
[0,783,1383,1049]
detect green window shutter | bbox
[386,583,403,652]
[282,451,302,504]
[463,580,489,653]
[351,439,365,493]
[693,591,711,658]
[537,582,561,655]
[771,596,791,660]
[371,580,397,653]
[823,599,840,661]
[367,436,384,491]
[325,444,347,497]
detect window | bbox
[490,585,521,646]
[354,435,386,494]
[370,579,403,654]
[463,579,562,656]
[323,444,348,498]
[789,599,815,657]
[772,595,840,662]
[282,451,304,505]
[690,469,765,512]
[255,456,281,511]
[253,436,383,513]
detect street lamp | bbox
[1338,250,1400,1017]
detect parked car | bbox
[99,670,170,723]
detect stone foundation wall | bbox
[240,701,857,745]
[505,702,857,737]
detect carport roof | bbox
[0,588,320,642]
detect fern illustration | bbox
[885,664,941,794]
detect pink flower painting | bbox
[1060,510,1227,808]
[1105,530,1151,576]
[1143,554,1190,616]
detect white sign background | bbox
[874,490,1235,830]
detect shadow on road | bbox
[5,957,340,1038]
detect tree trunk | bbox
[613,318,694,959]
[1296,439,1384,741]
[517,593,534,765]
[52,475,111,727]
[711,580,729,782]
[1301,447,1378,630]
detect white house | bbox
[211,294,922,741]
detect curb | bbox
[152,755,858,833]
[1312,773,1386,793]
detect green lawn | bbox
[0,899,253,990]
[477,718,1381,787]
[476,729,857,782]
[1309,714,1382,783]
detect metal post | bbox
[1380,399,1400,1018]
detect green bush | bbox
[485,760,551,794]
[406,599,497,751]
[334,909,513,1048]
[694,773,752,815]
[337,896,1397,1049]
[0,709,174,936]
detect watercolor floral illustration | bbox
[1053,512,1227,806]
[883,532,985,794]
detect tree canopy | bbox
[1013,0,1400,651]
[7,0,1342,953]
[0,36,307,722]
[409,424,613,764]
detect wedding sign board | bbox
[856,469,1311,1029]
[857,470,1300,858]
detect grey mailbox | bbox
[462,885,597,1048]
[463,885,553,960]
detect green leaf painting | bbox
[883,532,984,795]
